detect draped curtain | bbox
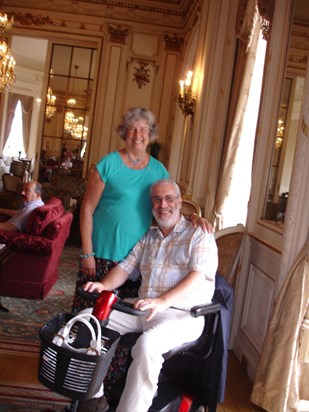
[19,95,34,154]
[213,0,274,230]
[3,93,33,156]
[3,93,19,149]
[251,239,309,411]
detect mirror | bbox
[263,75,305,223]
[40,44,96,181]
[262,1,308,224]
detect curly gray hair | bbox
[116,107,158,142]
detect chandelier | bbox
[64,111,88,140]
[0,11,15,92]
[63,64,88,139]
[45,86,57,120]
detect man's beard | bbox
[152,208,180,230]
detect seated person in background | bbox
[80,178,218,412]
[0,181,44,232]
[61,156,73,169]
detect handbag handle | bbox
[53,313,102,355]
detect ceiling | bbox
[7,0,309,74]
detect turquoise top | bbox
[92,151,169,261]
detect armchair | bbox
[0,173,23,209]
[0,197,73,299]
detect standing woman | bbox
[71,107,169,313]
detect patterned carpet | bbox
[0,241,80,411]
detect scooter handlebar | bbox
[112,299,145,316]
[77,287,145,317]
[77,287,99,302]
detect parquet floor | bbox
[0,349,265,411]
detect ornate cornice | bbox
[80,0,185,18]
[164,33,184,52]
[1,0,196,30]
[108,25,130,43]
[8,12,55,27]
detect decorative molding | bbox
[126,58,159,89]
[108,25,130,44]
[163,33,184,52]
[10,12,55,27]
[132,61,150,89]
[81,0,185,17]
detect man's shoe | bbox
[77,395,109,412]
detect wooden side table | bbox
[0,244,14,312]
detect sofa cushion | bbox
[25,197,64,236]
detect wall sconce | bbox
[178,70,196,118]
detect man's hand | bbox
[134,297,169,321]
[83,281,105,294]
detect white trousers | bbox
[100,307,204,412]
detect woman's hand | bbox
[81,255,96,278]
[189,213,213,233]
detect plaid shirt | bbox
[119,215,218,309]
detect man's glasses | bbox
[127,127,149,134]
[151,195,180,204]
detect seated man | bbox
[0,181,44,232]
[80,178,218,412]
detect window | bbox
[222,33,267,228]
[3,100,26,158]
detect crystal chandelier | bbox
[0,11,15,92]
[45,86,57,120]
[63,65,88,139]
[64,111,88,139]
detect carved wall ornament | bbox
[11,12,55,27]
[108,25,130,44]
[164,33,184,52]
[132,61,151,89]
[126,59,159,89]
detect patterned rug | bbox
[0,243,80,354]
[0,241,80,411]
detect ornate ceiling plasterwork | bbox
[1,0,197,31]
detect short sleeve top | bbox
[92,151,169,261]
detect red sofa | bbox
[0,197,73,299]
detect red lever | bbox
[92,290,119,322]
